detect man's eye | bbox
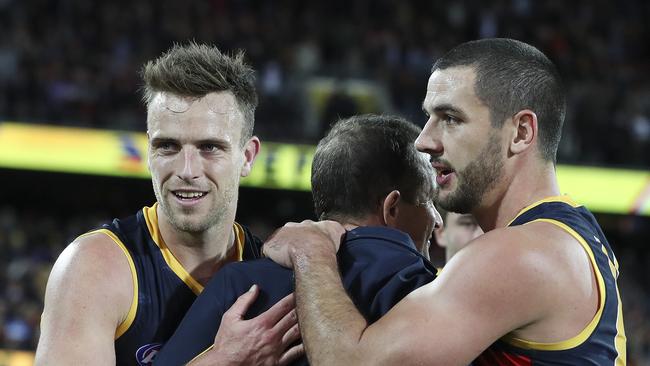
[200,144,219,152]
[443,114,460,124]
[156,142,178,152]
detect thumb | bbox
[226,284,259,319]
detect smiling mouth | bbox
[172,191,207,200]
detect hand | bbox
[191,286,303,366]
[263,220,346,268]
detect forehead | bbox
[147,91,244,140]
[423,66,480,110]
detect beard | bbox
[153,178,239,234]
[438,131,504,214]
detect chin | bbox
[174,220,210,233]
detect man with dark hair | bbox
[153,114,440,365]
[264,38,627,365]
[36,43,301,366]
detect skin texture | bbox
[435,212,483,262]
[264,66,601,365]
[381,190,440,260]
[36,91,302,366]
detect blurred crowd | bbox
[0,0,648,167]
[1,0,649,364]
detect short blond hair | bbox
[142,42,258,142]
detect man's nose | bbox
[415,119,443,157]
[176,147,201,181]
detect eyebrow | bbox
[433,103,466,118]
[150,137,177,145]
[422,101,466,115]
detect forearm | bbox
[292,248,369,366]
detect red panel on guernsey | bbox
[474,348,532,366]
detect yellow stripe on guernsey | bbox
[501,218,606,351]
[77,229,139,339]
[142,203,245,295]
[188,345,214,364]
[233,222,245,261]
[507,195,580,227]
[600,245,628,365]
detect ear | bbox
[381,190,401,228]
[240,136,260,177]
[509,109,537,155]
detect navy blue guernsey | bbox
[154,226,438,366]
[80,203,263,366]
[475,196,627,366]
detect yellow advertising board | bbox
[0,350,33,366]
[1,122,649,216]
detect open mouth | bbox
[172,191,207,200]
[433,165,455,186]
[437,167,454,178]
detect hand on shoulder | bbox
[263,220,346,268]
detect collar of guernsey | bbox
[143,202,245,295]
[507,194,579,226]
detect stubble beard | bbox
[153,179,239,234]
[438,132,504,214]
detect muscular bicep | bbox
[357,233,551,365]
[35,233,133,366]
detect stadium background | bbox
[0,0,649,364]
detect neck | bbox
[329,213,384,231]
[156,205,237,284]
[473,160,560,232]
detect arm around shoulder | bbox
[324,228,555,366]
[35,230,134,366]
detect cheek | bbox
[208,159,241,183]
[449,133,481,164]
[150,159,174,180]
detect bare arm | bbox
[265,222,557,366]
[291,245,369,365]
[35,232,133,365]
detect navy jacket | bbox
[154,226,438,365]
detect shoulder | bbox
[58,230,134,280]
[429,225,570,325]
[36,230,136,364]
[45,230,134,321]
[217,258,292,289]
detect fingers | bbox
[317,221,347,251]
[273,308,298,338]
[225,284,259,319]
[258,292,295,326]
[281,322,301,349]
[278,344,305,366]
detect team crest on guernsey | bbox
[135,343,163,365]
